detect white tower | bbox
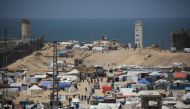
[135,20,143,48]
[21,18,31,40]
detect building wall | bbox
[135,21,143,48]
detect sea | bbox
[0,18,190,49]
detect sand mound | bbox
[85,48,190,68]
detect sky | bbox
[0,0,190,19]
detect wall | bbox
[0,37,43,68]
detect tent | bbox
[173,80,184,84]
[102,85,112,93]
[81,46,90,51]
[149,71,162,76]
[59,82,71,89]
[138,78,151,85]
[73,44,81,50]
[39,81,53,88]
[175,72,186,78]
[1,88,19,97]
[49,60,65,68]
[66,69,80,76]
[175,102,190,109]
[155,79,167,84]
[182,93,190,101]
[27,85,43,95]
[92,47,104,53]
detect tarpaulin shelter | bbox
[39,81,53,88]
[138,78,151,85]
[59,82,71,89]
[173,80,184,84]
[149,71,162,76]
[27,85,43,95]
[102,85,112,93]
[175,72,186,78]
[182,92,190,101]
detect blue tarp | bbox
[138,78,151,85]
[57,51,67,57]
[39,81,53,88]
[59,82,71,89]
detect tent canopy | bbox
[175,72,186,78]
[59,82,71,89]
[149,71,162,76]
[138,78,151,85]
[28,85,42,90]
[39,81,53,88]
[102,85,112,93]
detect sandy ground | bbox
[8,47,190,74]
[85,48,190,69]
[6,44,190,107]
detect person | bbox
[84,95,87,100]
[87,98,90,104]
[81,95,83,100]
[85,87,88,92]
[134,44,137,51]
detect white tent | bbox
[81,46,90,51]
[175,102,190,109]
[92,47,104,53]
[173,80,184,84]
[60,41,73,46]
[182,93,190,101]
[149,71,162,76]
[73,44,81,50]
[27,85,43,95]
[66,69,80,75]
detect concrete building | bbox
[21,18,31,40]
[135,20,143,48]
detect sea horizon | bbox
[0,18,190,49]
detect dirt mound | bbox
[85,48,190,68]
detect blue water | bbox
[0,18,190,49]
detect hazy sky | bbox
[0,0,190,19]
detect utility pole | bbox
[51,41,59,109]
[1,26,7,108]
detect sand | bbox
[6,44,190,107]
[85,48,190,69]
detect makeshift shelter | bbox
[149,71,162,76]
[92,47,104,53]
[81,46,90,51]
[39,81,53,89]
[66,69,80,76]
[175,72,186,79]
[182,92,190,101]
[10,83,22,90]
[173,80,184,84]
[57,50,68,57]
[131,84,147,90]
[175,102,190,108]
[102,85,112,93]
[138,78,151,85]
[59,82,71,89]
[49,60,65,68]
[73,44,81,50]
[1,88,20,97]
[27,85,43,95]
